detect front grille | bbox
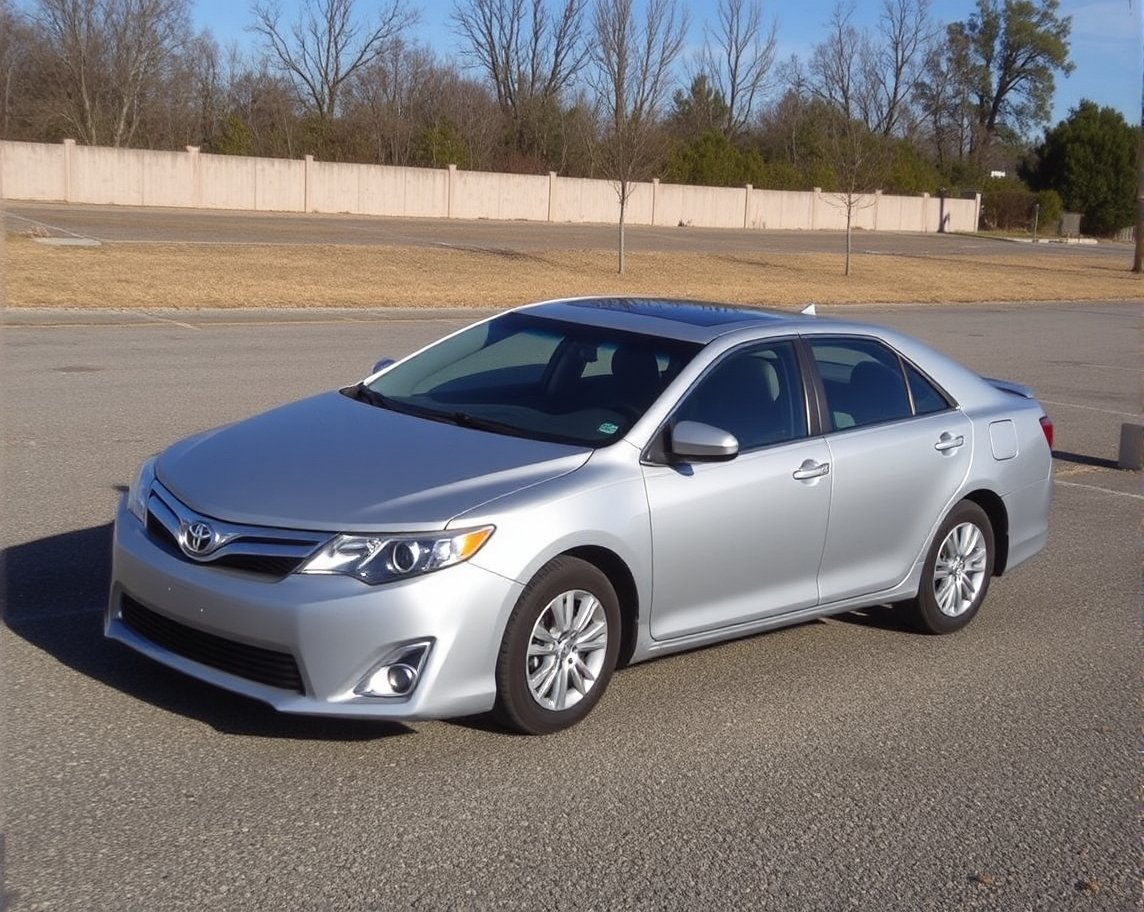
[120,595,305,693]
[211,554,306,576]
[147,513,179,552]
[142,482,324,579]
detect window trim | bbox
[900,356,956,416]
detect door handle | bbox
[934,432,965,452]
[792,459,830,480]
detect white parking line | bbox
[1054,480,1144,500]
[1040,398,1139,418]
[2,210,100,241]
[138,312,202,330]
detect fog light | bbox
[386,664,417,694]
[355,641,432,699]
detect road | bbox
[2,200,1131,259]
[1,301,1140,911]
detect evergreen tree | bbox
[1026,100,1136,235]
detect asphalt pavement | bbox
[1,301,1140,911]
[3,201,1132,259]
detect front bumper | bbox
[105,500,523,719]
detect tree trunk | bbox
[845,204,852,276]
[618,183,626,275]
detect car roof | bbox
[517,296,810,344]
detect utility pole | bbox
[1135,10,1143,271]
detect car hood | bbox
[156,391,591,531]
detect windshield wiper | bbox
[343,389,578,444]
[343,387,496,430]
[444,411,528,436]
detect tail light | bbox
[1039,415,1054,449]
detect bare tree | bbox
[589,0,686,274]
[451,0,588,160]
[250,0,416,120]
[220,58,304,157]
[912,32,975,169]
[866,0,931,136]
[808,3,865,123]
[147,30,225,148]
[808,0,930,138]
[345,39,436,163]
[697,0,777,137]
[343,44,504,170]
[821,114,888,275]
[431,73,503,168]
[34,0,191,145]
[0,0,34,137]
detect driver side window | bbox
[674,341,808,450]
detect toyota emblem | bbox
[184,521,215,555]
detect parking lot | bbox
[4,200,1132,259]
[1,300,1140,911]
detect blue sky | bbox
[189,0,1142,129]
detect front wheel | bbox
[493,556,621,735]
[909,500,996,634]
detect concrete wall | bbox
[748,189,815,230]
[654,181,746,228]
[449,169,549,221]
[0,139,980,235]
[198,151,256,209]
[0,141,65,201]
[550,175,619,223]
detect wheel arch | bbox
[562,545,640,667]
[962,488,1009,575]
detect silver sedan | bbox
[106,298,1053,734]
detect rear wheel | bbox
[493,556,620,735]
[909,500,995,634]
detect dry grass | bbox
[4,233,1139,310]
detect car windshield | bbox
[358,312,701,447]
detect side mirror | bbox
[371,357,395,375]
[670,420,739,461]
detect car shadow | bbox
[831,603,923,634]
[2,522,412,741]
[1052,450,1120,470]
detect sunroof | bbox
[567,297,785,327]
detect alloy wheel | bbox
[526,589,609,711]
[933,521,988,617]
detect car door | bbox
[806,335,973,603]
[642,340,832,641]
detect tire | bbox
[909,500,996,634]
[493,556,621,735]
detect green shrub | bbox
[980,180,1041,231]
[1034,189,1063,234]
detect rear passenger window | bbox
[809,338,912,430]
[905,363,951,415]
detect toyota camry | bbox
[106,298,1052,734]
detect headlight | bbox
[125,456,158,523]
[299,526,494,585]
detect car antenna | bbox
[800,302,817,316]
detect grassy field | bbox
[4,232,1139,309]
